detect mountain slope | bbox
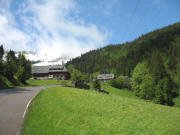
[66,22,180,85]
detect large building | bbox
[32,65,70,80]
[97,74,115,82]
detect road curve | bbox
[0,85,58,135]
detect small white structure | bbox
[97,74,115,82]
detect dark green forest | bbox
[66,22,180,105]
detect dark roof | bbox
[33,65,68,74]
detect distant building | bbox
[32,65,70,80]
[97,74,115,82]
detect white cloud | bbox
[0,0,109,62]
[23,0,108,59]
[0,15,32,51]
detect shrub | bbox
[96,89,109,94]
[110,76,131,89]
[61,81,67,86]
[93,79,101,90]
[75,81,90,90]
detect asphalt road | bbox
[0,85,58,135]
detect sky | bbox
[0,0,180,60]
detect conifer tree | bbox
[16,54,31,83]
[149,50,166,84]
[4,50,18,79]
[0,45,4,74]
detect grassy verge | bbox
[22,87,180,135]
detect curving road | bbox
[0,85,58,135]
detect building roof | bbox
[33,65,68,74]
[97,74,114,80]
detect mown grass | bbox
[22,87,180,135]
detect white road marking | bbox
[22,98,33,118]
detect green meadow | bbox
[26,79,59,86]
[22,86,180,135]
[26,79,71,86]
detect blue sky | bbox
[0,0,180,59]
[76,0,180,43]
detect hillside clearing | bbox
[22,87,180,135]
[102,84,138,99]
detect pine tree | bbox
[0,45,4,74]
[155,77,174,105]
[16,54,31,83]
[4,50,18,79]
[0,45,4,62]
[25,60,32,80]
[16,66,25,83]
[149,50,166,84]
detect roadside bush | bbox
[110,76,131,89]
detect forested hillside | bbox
[66,22,180,86]
[66,22,180,105]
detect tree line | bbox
[0,45,31,88]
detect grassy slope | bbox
[22,87,180,135]
[102,83,180,108]
[0,74,13,88]
[0,74,24,89]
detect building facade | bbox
[97,74,115,82]
[32,65,70,80]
